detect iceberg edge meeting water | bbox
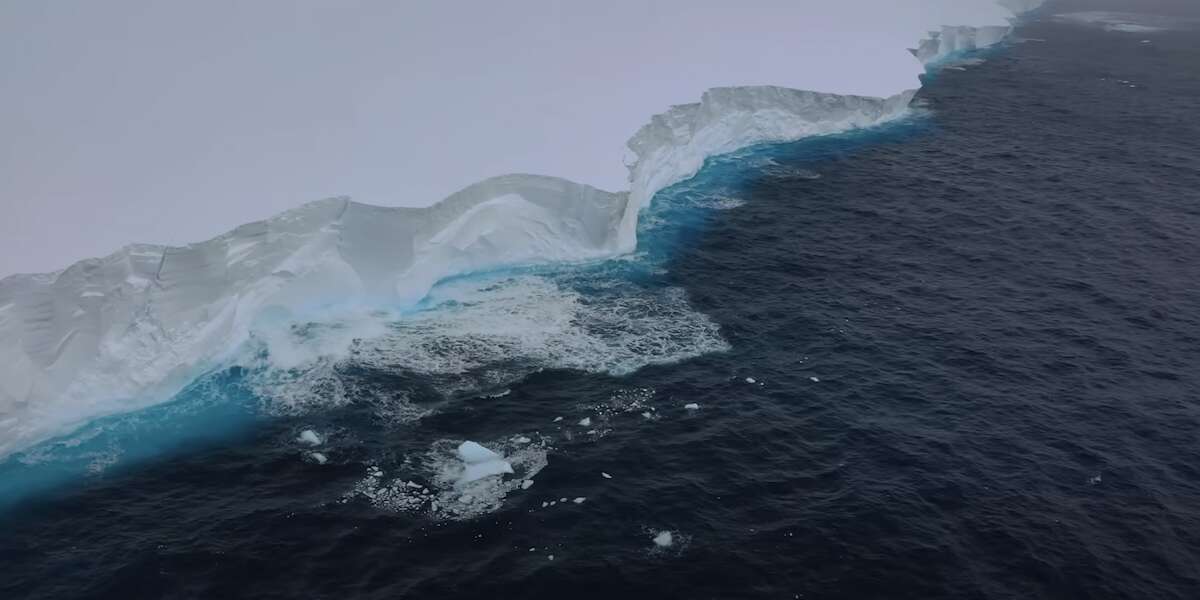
[0,0,1043,460]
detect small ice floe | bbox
[515,436,531,444]
[745,377,756,384]
[653,531,674,547]
[548,554,555,561]
[601,472,613,479]
[541,501,549,508]
[1088,473,1102,485]
[310,452,328,464]
[457,441,514,483]
[684,403,700,410]
[573,497,586,504]
[297,429,322,446]
[809,376,820,383]
[559,497,567,502]
[578,417,592,427]
[553,416,563,423]
[521,479,535,490]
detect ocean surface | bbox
[4,2,1200,598]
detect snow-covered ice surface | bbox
[0,0,1043,461]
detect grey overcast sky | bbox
[0,0,1016,277]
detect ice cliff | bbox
[0,0,1042,458]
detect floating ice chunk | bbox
[515,436,531,444]
[310,452,328,464]
[641,411,654,419]
[684,403,700,410]
[297,429,322,446]
[553,417,563,423]
[573,497,586,504]
[745,377,756,384]
[461,459,514,483]
[578,417,592,427]
[601,472,613,479]
[541,501,549,508]
[1088,473,1102,485]
[458,441,501,464]
[405,481,424,489]
[521,479,535,490]
[548,555,554,561]
[456,440,514,483]
[810,376,820,382]
[653,531,674,547]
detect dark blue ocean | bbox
[4,2,1200,598]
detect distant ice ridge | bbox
[911,0,1045,65]
[0,0,1042,460]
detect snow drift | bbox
[0,0,1042,459]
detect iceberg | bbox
[0,0,1042,460]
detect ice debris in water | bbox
[350,436,549,521]
[573,497,586,504]
[810,376,820,383]
[1088,473,1102,485]
[521,479,535,490]
[653,531,674,547]
[553,416,563,423]
[578,417,592,427]
[684,403,700,410]
[457,441,514,484]
[745,377,756,384]
[297,429,322,445]
[310,452,328,464]
[601,472,613,479]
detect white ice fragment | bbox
[458,441,502,464]
[521,479,535,490]
[457,440,514,483]
[297,429,322,446]
[310,452,328,464]
[573,497,586,504]
[641,412,654,419]
[548,555,554,561]
[810,376,820,382]
[601,472,612,479]
[653,531,674,547]
[578,417,592,427]
[553,417,563,423]
[541,501,549,508]
[515,436,531,444]
[745,377,756,384]
[405,480,424,489]
[684,403,700,410]
[559,497,567,502]
[461,459,515,483]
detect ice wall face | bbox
[620,86,916,251]
[0,175,626,457]
[0,0,1045,459]
[911,0,1044,65]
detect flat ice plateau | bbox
[0,1,1042,459]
